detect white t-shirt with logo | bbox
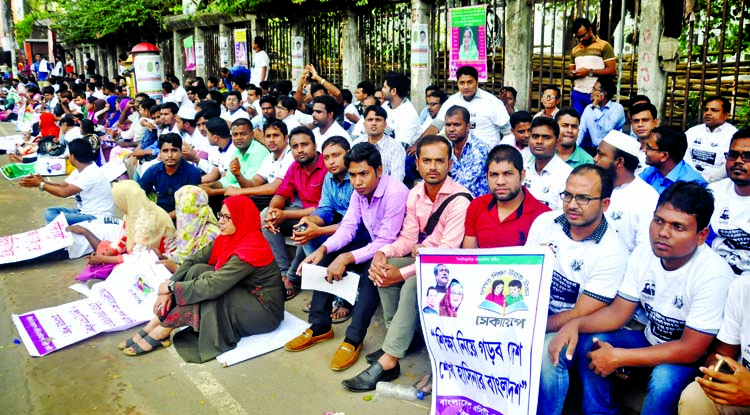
[526,211,628,314]
[434,88,511,149]
[313,123,351,151]
[256,146,294,183]
[618,244,733,345]
[384,98,422,146]
[708,178,750,275]
[65,164,115,218]
[523,156,573,211]
[606,176,659,252]
[717,276,750,370]
[685,122,738,181]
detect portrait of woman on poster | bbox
[458,27,479,60]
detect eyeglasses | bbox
[560,191,602,206]
[218,213,232,222]
[542,95,559,100]
[644,144,664,153]
[725,150,750,162]
[575,31,589,41]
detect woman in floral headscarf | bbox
[161,186,221,272]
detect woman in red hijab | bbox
[39,112,60,138]
[119,196,284,362]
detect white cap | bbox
[176,106,196,120]
[601,130,640,158]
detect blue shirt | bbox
[639,160,708,194]
[418,106,430,125]
[450,134,490,197]
[138,160,203,213]
[578,100,626,148]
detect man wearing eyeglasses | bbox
[640,126,707,194]
[707,128,750,276]
[685,96,739,183]
[568,18,616,116]
[527,164,628,415]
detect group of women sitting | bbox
[70,180,284,363]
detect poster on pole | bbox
[195,40,205,67]
[449,5,488,82]
[220,36,230,67]
[0,214,73,264]
[291,36,304,82]
[184,35,196,72]
[417,247,552,415]
[411,23,429,69]
[234,29,248,68]
[133,53,163,100]
[11,251,171,357]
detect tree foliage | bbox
[52,0,181,43]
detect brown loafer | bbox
[284,328,334,352]
[329,342,363,371]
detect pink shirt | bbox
[380,177,471,278]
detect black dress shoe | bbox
[341,361,400,392]
[365,348,384,364]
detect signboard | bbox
[291,36,304,82]
[417,247,552,415]
[234,29,248,68]
[133,54,163,100]
[411,23,429,70]
[449,5,488,82]
[184,35,196,72]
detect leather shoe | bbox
[341,361,400,392]
[284,328,333,352]
[365,348,385,364]
[329,342,362,371]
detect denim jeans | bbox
[538,332,571,415]
[45,207,97,225]
[577,329,699,415]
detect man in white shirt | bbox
[685,95,739,182]
[175,106,212,171]
[501,110,533,165]
[200,117,237,188]
[707,127,750,276]
[221,91,250,124]
[678,275,750,415]
[523,116,573,210]
[250,36,269,87]
[420,65,510,149]
[353,105,405,181]
[594,130,659,252]
[312,95,350,151]
[547,181,733,415]
[19,138,115,224]
[224,119,294,211]
[381,72,421,149]
[166,74,192,109]
[276,96,312,133]
[529,164,628,415]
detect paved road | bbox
[0,124,431,415]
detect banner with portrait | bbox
[449,5,488,82]
[234,29,248,68]
[291,36,305,82]
[417,247,552,415]
[411,23,429,69]
[184,35,196,72]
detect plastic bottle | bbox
[375,382,425,400]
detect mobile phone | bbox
[293,222,308,233]
[709,357,734,382]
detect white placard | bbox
[216,311,308,367]
[0,214,73,264]
[300,263,360,305]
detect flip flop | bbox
[413,373,433,396]
[122,333,172,356]
[285,282,301,301]
[331,304,352,324]
[118,328,148,350]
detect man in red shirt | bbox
[463,144,550,248]
[262,126,328,284]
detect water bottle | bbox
[375,382,425,400]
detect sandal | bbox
[331,303,352,324]
[302,301,311,313]
[122,333,172,356]
[283,276,302,301]
[118,328,148,350]
[413,373,433,396]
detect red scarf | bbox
[208,196,274,270]
[39,112,59,138]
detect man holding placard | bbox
[341,135,471,392]
[286,143,409,372]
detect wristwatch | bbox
[38,181,45,192]
[168,280,175,293]
[589,69,595,77]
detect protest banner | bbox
[1,158,67,180]
[234,29,248,68]
[449,5,488,82]
[417,247,552,415]
[12,251,170,357]
[184,35,196,71]
[411,23,429,70]
[291,36,304,82]
[0,214,73,264]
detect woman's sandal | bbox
[117,328,148,350]
[331,304,352,324]
[122,334,172,356]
